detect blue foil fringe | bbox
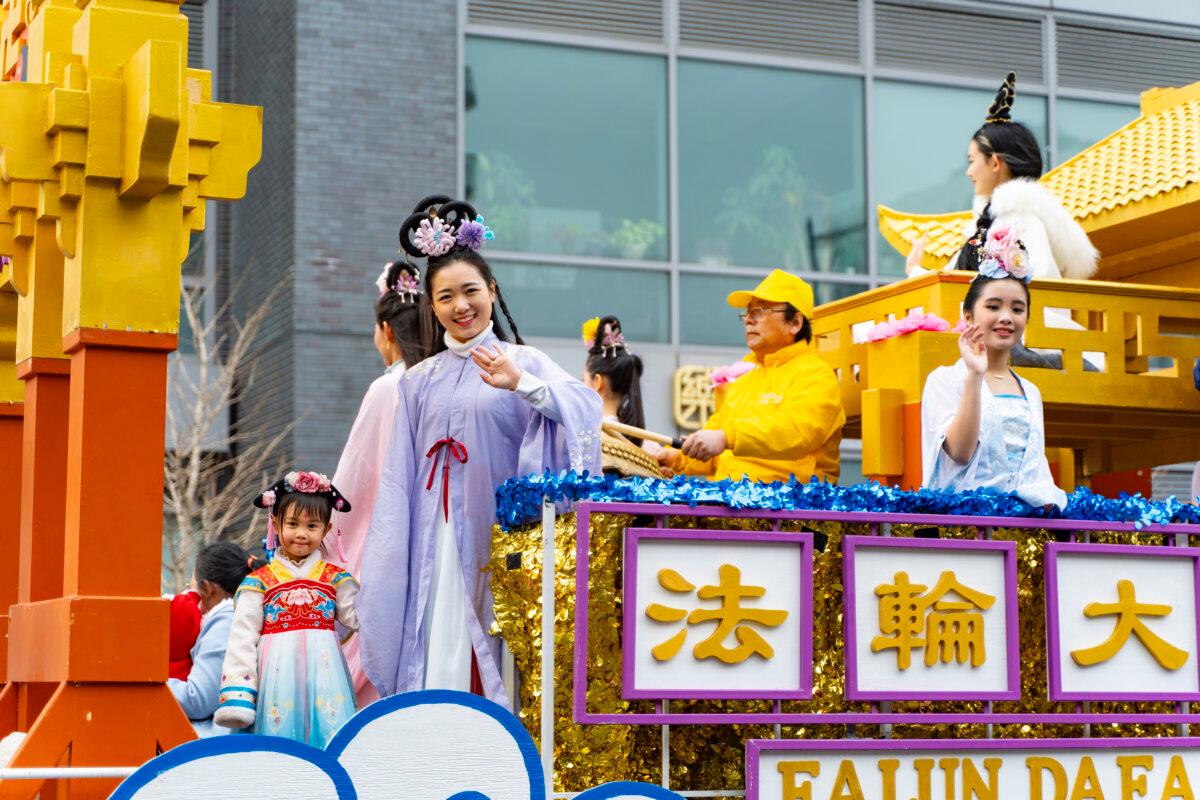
[494,472,1200,531]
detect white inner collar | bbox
[445,321,494,357]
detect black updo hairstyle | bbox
[586,316,646,445]
[196,541,268,595]
[955,72,1044,272]
[399,195,523,353]
[375,259,433,367]
[962,274,1032,316]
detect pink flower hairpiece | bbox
[285,471,331,494]
[413,217,456,257]
[976,224,1031,283]
[599,322,626,358]
[376,262,422,302]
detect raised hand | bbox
[905,235,928,276]
[471,343,522,391]
[959,323,988,375]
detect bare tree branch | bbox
[162,276,296,591]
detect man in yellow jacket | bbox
[659,270,846,483]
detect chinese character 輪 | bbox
[871,571,996,670]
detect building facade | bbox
[187,0,1200,484]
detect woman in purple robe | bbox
[358,198,601,704]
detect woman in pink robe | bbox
[334,259,431,706]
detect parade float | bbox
[2,2,1200,799]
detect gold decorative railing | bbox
[811,271,1200,482]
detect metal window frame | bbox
[456,1,1195,350]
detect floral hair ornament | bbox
[253,471,353,560]
[376,261,422,301]
[580,317,600,346]
[412,215,456,258]
[975,224,1031,284]
[455,215,494,251]
[599,321,626,358]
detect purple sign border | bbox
[1044,540,1200,702]
[620,527,815,701]
[842,536,1021,701]
[571,501,1200,726]
[745,737,1200,800]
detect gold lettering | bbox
[778,760,821,800]
[878,758,900,800]
[963,757,1002,800]
[828,759,865,800]
[914,758,936,800]
[1118,755,1153,800]
[1028,756,1069,800]
[940,757,960,800]
[1070,756,1107,800]
[1162,755,1196,800]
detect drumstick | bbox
[602,420,684,449]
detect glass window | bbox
[465,38,668,261]
[680,272,863,347]
[873,81,1047,277]
[490,262,669,343]
[678,60,866,274]
[1055,98,1139,164]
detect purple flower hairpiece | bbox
[455,215,495,251]
[413,217,456,257]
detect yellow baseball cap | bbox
[726,269,814,319]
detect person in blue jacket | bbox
[169,542,266,736]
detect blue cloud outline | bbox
[110,733,357,800]
[575,782,685,799]
[325,689,545,800]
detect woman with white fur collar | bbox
[906,72,1098,284]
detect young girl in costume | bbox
[214,472,359,746]
[906,72,1098,369]
[358,197,601,703]
[169,542,266,736]
[921,229,1067,510]
[333,258,430,707]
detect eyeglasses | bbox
[737,308,788,324]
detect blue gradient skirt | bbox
[255,628,356,748]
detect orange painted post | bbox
[0,0,261,794]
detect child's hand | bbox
[214,704,256,730]
[472,343,522,391]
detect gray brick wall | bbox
[222,0,299,472]
[289,0,458,473]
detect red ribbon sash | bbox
[425,437,468,521]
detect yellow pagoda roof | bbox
[879,80,1200,267]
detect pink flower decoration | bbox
[375,264,393,297]
[285,587,315,606]
[287,471,330,494]
[261,490,276,507]
[711,361,756,386]
[864,312,951,343]
[413,217,455,257]
[394,271,420,296]
[951,317,970,333]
